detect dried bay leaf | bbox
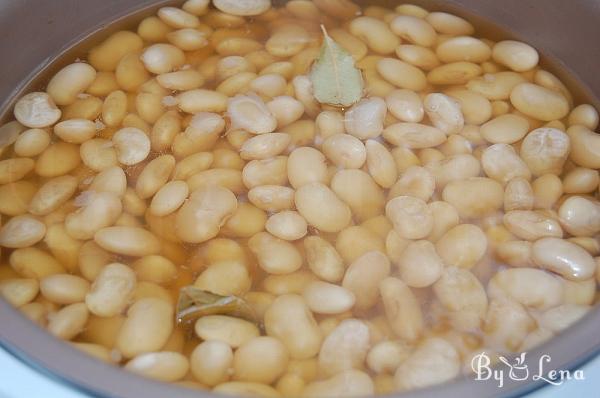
[309,26,364,107]
[176,286,257,325]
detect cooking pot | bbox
[0,1,599,397]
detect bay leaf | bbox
[309,25,364,107]
[176,286,257,325]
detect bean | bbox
[304,370,374,398]
[349,17,399,54]
[344,98,387,140]
[385,89,424,123]
[85,263,135,317]
[313,0,360,19]
[492,40,539,72]
[135,155,175,199]
[264,294,322,359]
[318,319,369,377]
[395,44,440,71]
[394,338,460,390]
[9,247,65,279]
[503,210,562,240]
[520,127,570,176]
[435,224,487,269]
[172,152,213,180]
[295,182,351,233]
[568,104,599,130]
[195,315,259,349]
[14,92,62,128]
[342,251,390,311]
[125,351,188,382]
[175,185,237,243]
[248,232,302,274]
[112,127,151,166]
[190,340,233,386]
[177,89,228,114]
[262,271,317,296]
[484,297,535,352]
[29,176,78,216]
[80,139,118,172]
[386,196,433,239]
[88,30,143,71]
[89,167,126,198]
[0,215,46,248]
[54,119,98,144]
[0,181,36,216]
[504,177,534,211]
[383,122,446,148]
[302,281,355,315]
[65,191,122,239]
[94,226,160,257]
[530,174,562,209]
[228,94,277,135]
[240,133,290,161]
[40,274,90,304]
[321,134,366,169]
[247,185,295,212]
[481,143,531,183]
[424,93,464,136]
[265,211,307,241]
[377,58,427,91]
[140,44,185,74]
[0,158,34,186]
[380,277,424,341]
[365,140,398,189]
[36,142,81,177]
[437,36,490,63]
[532,237,596,281]
[14,128,51,157]
[148,180,188,217]
[132,255,177,285]
[495,240,534,267]
[213,382,280,398]
[291,75,320,117]
[0,278,39,307]
[488,268,563,310]
[568,125,600,169]
[331,169,385,222]
[390,15,436,47]
[480,114,529,144]
[442,177,503,219]
[267,96,305,128]
[563,278,595,306]
[540,305,590,336]
[559,196,600,237]
[434,267,487,328]
[47,302,89,340]
[563,168,598,194]
[335,226,384,265]
[213,0,271,16]
[77,241,112,282]
[233,336,289,384]
[367,340,411,374]
[47,63,97,106]
[396,240,443,288]
[222,202,266,238]
[195,260,250,296]
[303,236,345,283]
[428,62,482,85]
[287,147,327,190]
[510,83,570,121]
[116,298,173,358]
